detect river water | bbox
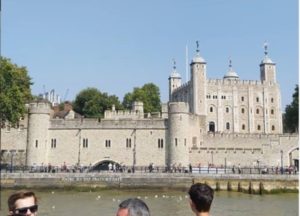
[0,189,298,216]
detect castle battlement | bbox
[173,81,191,94]
[169,102,189,113]
[50,118,167,129]
[104,110,144,119]
[207,79,263,86]
[29,101,51,114]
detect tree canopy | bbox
[283,85,298,133]
[0,57,32,126]
[122,83,161,113]
[73,87,122,118]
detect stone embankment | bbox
[1,173,298,194]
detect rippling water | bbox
[0,189,298,216]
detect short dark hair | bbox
[188,183,214,213]
[119,198,150,216]
[8,191,37,211]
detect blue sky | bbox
[2,0,298,109]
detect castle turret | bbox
[26,101,51,166]
[223,59,239,80]
[167,102,190,169]
[168,59,182,101]
[132,101,144,113]
[260,43,276,83]
[190,41,207,115]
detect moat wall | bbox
[1,173,298,194]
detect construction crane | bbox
[63,89,69,102]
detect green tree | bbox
[0,57,32,166]
[122,83,161,113]
[283,85,298,133]
[73,88,122,118]
[0,57,32,125]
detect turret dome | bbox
[191,41,206,64]
[261,42,275,64]
[170,70,181,78]
[261,56,274,64]
[169,59,181,78]
[192,54,206,64]
[223,59,239,80]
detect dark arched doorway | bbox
[209,122,215,132]
[90,160,121,172]
[288,147,299,170]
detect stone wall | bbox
[1,173,298,193]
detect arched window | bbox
[209,122,215,132]
[256,97,259,102]
[210,107,213,112]
[271,98,274,103]
[241,108,245,114]
[241,96,244,101]
[272,125,275,131]
[226,107,229,113]
[256,109,259,114]
[271,109,274,115]
[242,124,245,130]
[257,125,261,131]
[226,122,230,130]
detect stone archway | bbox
[288,147,299,169]
[90,160,121,172]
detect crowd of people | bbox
[6,183,214,216]
[20,162,297,175]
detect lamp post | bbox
[280,150,283,174]
[9,150,16,173]
[225,157,227,173]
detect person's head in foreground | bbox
[188,183,214,216]
[116,198,150,216]
[8,191,38,216]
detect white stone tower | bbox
[190,41,207,115]
[167,102,190,169]
[260,43,276,83]
[168,59,182,101]
[26,101,51,166]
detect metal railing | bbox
[0,164,298,175]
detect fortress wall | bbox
[1,127,28,166]
[189,134,298,167]
[47,127,167,167]
[47,129,80,166]
[50,118,167,129]
[1,127,27,151]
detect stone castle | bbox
[1,44,299,170]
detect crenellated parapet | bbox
[104,110,144,119]
[172,81,191,95]
[29,101,52,114]
[207,79,264,86]
[50,118,167,129]
[168,102,189,114]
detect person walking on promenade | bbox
[116,198,150,216]
[7,191,38,216]
[188,183,214,216]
